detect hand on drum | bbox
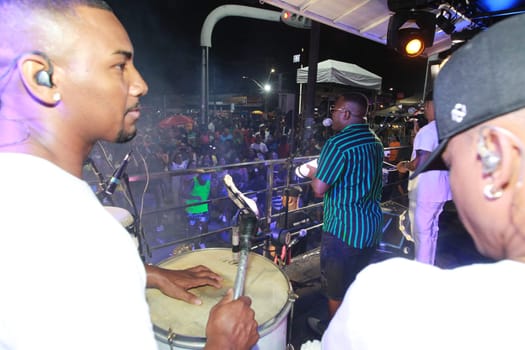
[145,264,223,305]
[204,288,259,350]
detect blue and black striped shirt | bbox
[316,123,383,248]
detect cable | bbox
[0,118,30,147]
[134,146,151,229]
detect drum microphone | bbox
[105,151,132,195]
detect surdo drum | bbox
[146,248,294,350]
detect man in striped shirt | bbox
[306,93,384,335]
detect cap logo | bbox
[451,103,467,123]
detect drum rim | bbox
[151,248,295,346]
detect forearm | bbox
[144,264,165,289]
[399,160,416,172]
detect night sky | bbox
[107,0,428,100]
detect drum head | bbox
[146,248,291,339]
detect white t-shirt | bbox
[250,142,269,155]
[408,121,452,203]
[0,153,157,350]
[322,257,525,350]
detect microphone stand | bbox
[223,174,260,300]
[87,157,115,206]
[121,173,151,261]
[232,213,258,299]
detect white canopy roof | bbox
[296,59,382,91]
[262,0,469,57]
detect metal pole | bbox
[201,47,209,126]
[200,5,281,132]
[303,21,320,142]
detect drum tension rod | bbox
[167,327,176,350]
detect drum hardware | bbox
[287,291,299,348]
[167,328,176,350]
[271,224,310,267]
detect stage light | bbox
[280,10,311,29]
[387,10,436,58]
[435,9,455,34]
[398,28,425,57]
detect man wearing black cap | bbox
[322,13,525,350]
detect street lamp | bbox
[243,69,276,116]
[242,76,272,93]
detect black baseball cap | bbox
[411,13,525,178]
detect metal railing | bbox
[87,145,411,264]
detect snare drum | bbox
[146,248,294,350]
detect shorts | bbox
[320,232,376,300]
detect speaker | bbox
[378,201,414,257]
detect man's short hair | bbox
[341,92,369,117]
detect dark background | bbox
[107,0,428,100]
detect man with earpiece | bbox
[397,91,452,265]
[0,1,258,349]
[322,13,525,350]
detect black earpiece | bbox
[477,137,501,174]
[31,51,54,88]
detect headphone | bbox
[477,136,501,175]
[32,51,54,88]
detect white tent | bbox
[296,59,382,91]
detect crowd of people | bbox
[84,101,414,236]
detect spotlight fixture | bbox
[435,8,456,34]
[398,28,425,57]
[387,10,436,58]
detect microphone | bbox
[295,158,318,179]
[105,151,132,195]
[322,118,332,127]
